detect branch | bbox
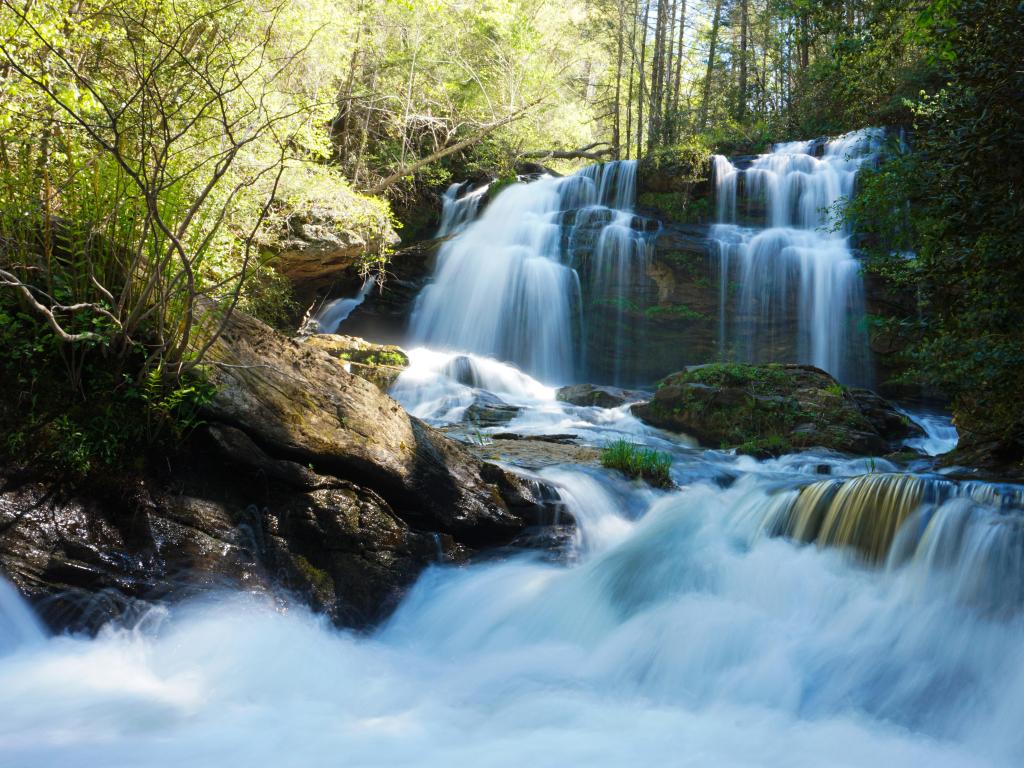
[521,142,615,162]
[365,100,543,195]
[0,269,105,343]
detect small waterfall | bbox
[711,128,883,385]
[411,161,653,384]
[766,473,926,561]
[758,471,1024,600]
[437,181,489,237]
[901,409,960,456]
[308,275,376,335]
[0,577,45,655]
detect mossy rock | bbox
[303,334,409,392]
[631,363,923,456]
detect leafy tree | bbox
[848,0,1024,463]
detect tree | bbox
[0,0,312,378]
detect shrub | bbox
[600,439,673,487]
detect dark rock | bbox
[462,392,523,428]
[631,363,921,456]
[490,433,579,444]
[556,384,646,409]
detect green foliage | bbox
[637,192,710,224]
[600,439,673,487]
[644,304,706,321]
[681,363,791,393]
[736,434,793,458]
[0,292,214,478]
[845,0,1024,454]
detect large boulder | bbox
[0,304,562,632]
[0,444,446,630]
[631,363,923,457]
[201,303,551,543]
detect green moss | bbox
[680,363,791,392]
[294,555,333,594]
[600,439,673,487]
[736,434,793,457]
[645,304,706,321]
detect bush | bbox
[600,439,673,487]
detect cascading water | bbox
[410,161,654,385]
[711,129,882,384]
[2,455,1022,766]
[436,181,490,237]
[307,275,377,335]
[2,134,1022,767]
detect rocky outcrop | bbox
[202,303,553,542]
[302,334,409,391]
[631,363,923,457]
[0,304,561,631]
[942,430,1024,481]
[267,187,399,299]
[556,384,646,409]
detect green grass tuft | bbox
[600,439,673,487]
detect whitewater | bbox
[1,131,1022,768]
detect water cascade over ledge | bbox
[710,129,882,384]
[410,161,655,384]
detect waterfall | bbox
[437,181,489,237]
[711,128,883,384]
[0,577,45,655]
[410,161,653,385]
[307,275,377,335]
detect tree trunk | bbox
[697,0,723,132]
[738,0,748,120]
[647,0,667,154]
[637,0,651,158]
[670,0,686,141]
[613,0,625,158]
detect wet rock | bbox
[556,384,645,409]
[462,395,522,428]
[0,450,444,632]
[631,363,923,457]
[461,437,601,472]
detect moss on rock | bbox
[632,363,923,456]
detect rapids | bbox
[1,141,1022,768]
[2,443,1023,766]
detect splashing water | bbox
[410,161,653,385]
[436,181,490,238]
[901,409,960,456]
[2,462,1023,767]
[711,129,883,385]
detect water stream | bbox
[1,142,1021,767]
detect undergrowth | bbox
[600,439,673,487]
